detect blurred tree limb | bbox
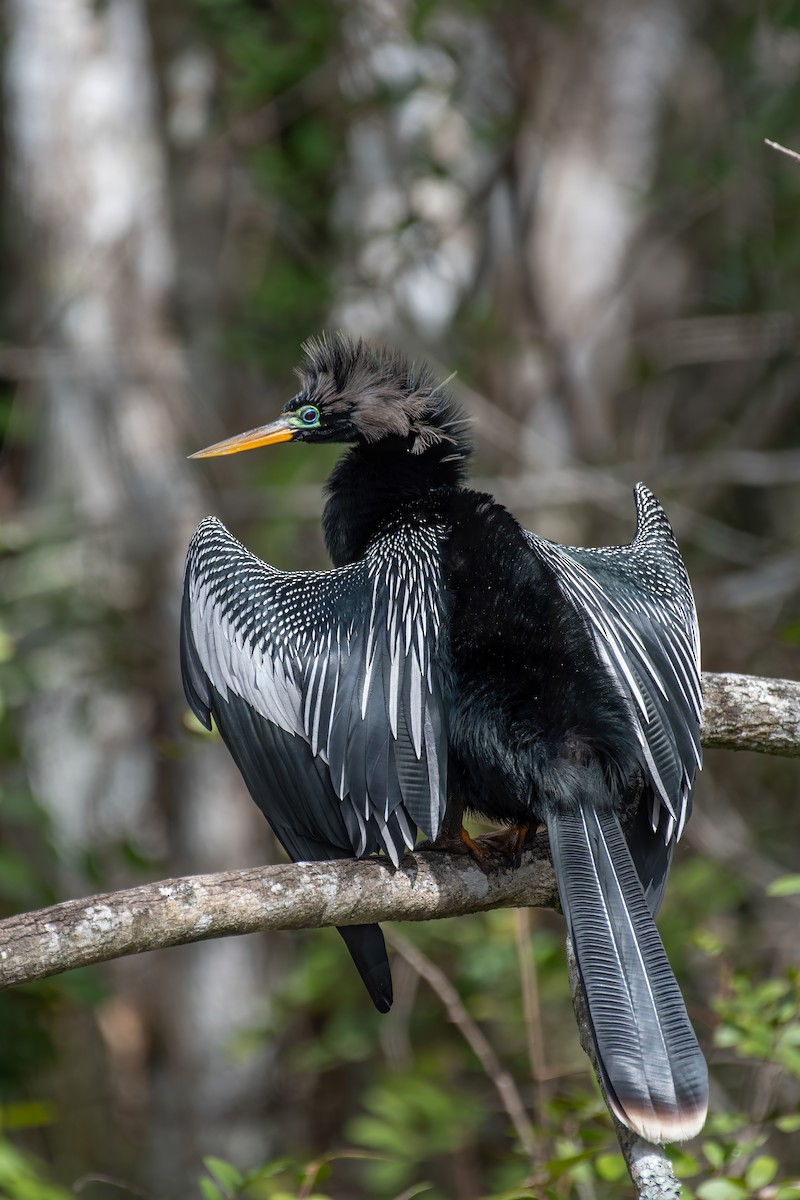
[0,672,797,990]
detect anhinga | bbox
[181,333,707,1143]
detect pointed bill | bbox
[189,417,295,458]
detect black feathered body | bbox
[323,451,644,834]
[442,492,643,829]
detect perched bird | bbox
[181,333,707,1143]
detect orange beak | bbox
[189,417,295,459]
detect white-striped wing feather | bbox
[526,484,702,845]
[183,516,448,865]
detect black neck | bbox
[322,436,468,566]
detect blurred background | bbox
[1,1,800,1198]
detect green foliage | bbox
[0,1138,72,1200]
[714,969,800,1078]
[0,568,59,1091]
[768,875,800,897]
[347,1072,484,1192]
[197,1150,408,1200]
[0,518,119,1099]
[191,0,344,376]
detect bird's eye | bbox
[298,405,320,425]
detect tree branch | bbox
[700,672,800,755]
[0,672,797,992]
[765,137,800,165]
[0,841,556,991]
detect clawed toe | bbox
[418,826,497,874]
[474,823,532,867]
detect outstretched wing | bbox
[526,485,702,906]
[181,516,449,868]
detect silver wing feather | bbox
[182,516,449,866]
[526,483,702,848]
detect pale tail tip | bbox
[612,1097,708,1145]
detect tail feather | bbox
[547,805,707,1143]
[337,924,393,1013]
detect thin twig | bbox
[380,956,420,1071]
[514,909,548,1128]
[765,137,800,164]
[72,1174,154,1200]
[384,928,539,1166]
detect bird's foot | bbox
[473,823,532,868]
[418,826,497,874]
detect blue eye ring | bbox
[298,405,319,425]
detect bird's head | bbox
[190,333,469,460]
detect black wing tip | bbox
[366,970,394,1013]
[337,924,394,1013]
[189,702,213,731]
[357,954,394,1013]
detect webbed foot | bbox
[473,823,532,867]
[418,825,497,874]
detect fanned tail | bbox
[337,924,393,1012]
[546,804,707,1143]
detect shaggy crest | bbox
[296,332,469,455]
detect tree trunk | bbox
[5,1,280,1192]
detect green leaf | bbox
[242,1158,295,1183]
[706,1115,751,1140]
[0,1138,73,1199]
[0,1100,56,1130]
[199,1181,223,1200]
[775,1188,800,1199]
[204,1157,244,1193]
[348,1115,411,1157]
[768,875,800,897]
[703,1142,726,1170]
[693,928,725,957]
[746,1157,778,1190]
[780,619,800,645]
[776,1113,800,1132]
[714,1025,740,1048]
[696,1182,748,1200]
[670,1151,700,1179]
[544,1150,595,1179]
[595,1153,627,1181]
[0,628,14,663]
[476,1191,537,1200]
